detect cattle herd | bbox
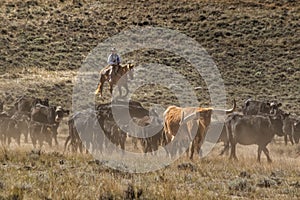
[0,96,299,163]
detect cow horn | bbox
[180,112,202,124]
[213,99,236,114]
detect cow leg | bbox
[288,134,294,145]
[109,83,114,95]
[54,134,59,146]
[170,141,178,158]
[95,132,104,155]
[220,142,230,156]
[189,140,195,160]
[229,142,238,161]
[140,138,148,154]
[16,134,21,146]
[146,139,152,154]
[152,141,159,155]
[191,135,202,160]
[262,147,272,163]
[32,139,37,148]
[185,145,190,158]
[78,140,83,153]
[38,137,43,149]
[46,133,52,147]
[132,137,138,150]
[120,136,126,152]
[30,131,37,148]
[284,134,288,145]
[71,138,77,152]
[64,135,71,152]
[7,136,11,147]
[52,128,59,146]
[24,130,29,143]
[85,140,90,153]
[257,146,262,163]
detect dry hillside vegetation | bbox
[0,0,299,199]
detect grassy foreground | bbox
[0,143,299,200]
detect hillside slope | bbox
[0,0,299,112]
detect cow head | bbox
[54,106,70,123]
[260,102,271,114]
[270,101,282,115]
[42,98,49,107]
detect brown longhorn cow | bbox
[163,99,236,159]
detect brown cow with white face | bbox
[163,100,236,159]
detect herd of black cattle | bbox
[0,96,299,162]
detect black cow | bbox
[281,113,295,145]
[65,110,99,153]
[266,108,295,145]
[0,117,21,146]
[11,112,30,143]
[31,104,69,146]
[95,100,152,153]
[228,113,282,163]
[65,100,158,154]
[242,98,282,115]
[14,96,49,116]
[65,116,84,153]
[103,119,127,153]
[128,115,163,154]
[29,121,52,148]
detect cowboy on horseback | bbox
[108,47,121,82]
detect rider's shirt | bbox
[107,53,121,65]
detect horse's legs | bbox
[109,83,113,95]
[95,77,105,96]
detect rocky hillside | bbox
[0,0,299,113]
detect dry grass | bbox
[0,0,299,199]
[0,141,299,199]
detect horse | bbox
[95,63,134,97]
